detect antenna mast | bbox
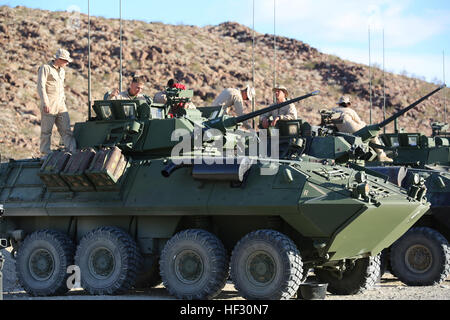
[88,0,91,120]
[444,50,447,125]
[368,26,373,124]
[119,0,123,92]
[273,0,277,103]
[252,0,256,129]
[383,28,386,133]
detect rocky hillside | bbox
[0,5,448,160]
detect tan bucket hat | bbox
[337,96,351,105]
[53,48,73,63]
[272,85,289,98]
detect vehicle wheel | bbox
[16,229,75,296]
[390,227,450,286]
[160,229,229,300]
[315,255,380,295]
[75,226,142,295]
[230,229,303,300]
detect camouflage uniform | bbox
[259,103,297,122]
[332,106,366,133]
[213,88,246,117]
[332,97,392,161]
[213,88,252,128]
[106,90,148,101]
[260,85,297,125]
[37,57,76,155]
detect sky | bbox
[1,0,449,83]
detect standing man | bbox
[260,85,297,129]
[212,84,255,128]
[37,48,76,156]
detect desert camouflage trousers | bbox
[40,112,76,155]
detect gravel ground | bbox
[2,248,449,300]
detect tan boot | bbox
[378,153,393,162]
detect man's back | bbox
[213,88,241,107]
[332,106,366,133]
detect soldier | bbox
[106,74,150,102]
[153,79,187,104]
[212,85,255,129]
[260,85,297,129]
[153,79,196,112]
[332,96,393,162]
[37,48,76,156]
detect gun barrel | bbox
[378,84,445,128]
[234,90,320,124]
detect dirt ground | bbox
[2,249,449,301]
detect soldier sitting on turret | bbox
[332,96,393,162]
[106,74,151,102]
[260,85,297,129]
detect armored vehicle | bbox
[268,85,450,286]
[377,125,449,170]
[0,91,430,299]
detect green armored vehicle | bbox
[269,85,450,286]
[0,91,430,299]
[377,123,449,170]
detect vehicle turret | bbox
[73,89,320,158]
[354,84,446,142]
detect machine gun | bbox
[164,87,195,116]
[431,122,449,137]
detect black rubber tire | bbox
[16,229,75,296]
[160,229,229,300]
[390,227,450,286]
[315,255,381,295]
[230,229,303,300]
[75,226,143,295]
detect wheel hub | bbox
[89,247,115,279]
[405,244,433,273]
[29,249,55,281]
[247,251,276,286]
[175,250,204,284]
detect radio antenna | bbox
[382,28,386,133]
[119,0,123,92]
[444,50,447,124]
[88,0,92,120]
[251,0,256,129]
[273,0,277,103]
[368,26,373,124]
